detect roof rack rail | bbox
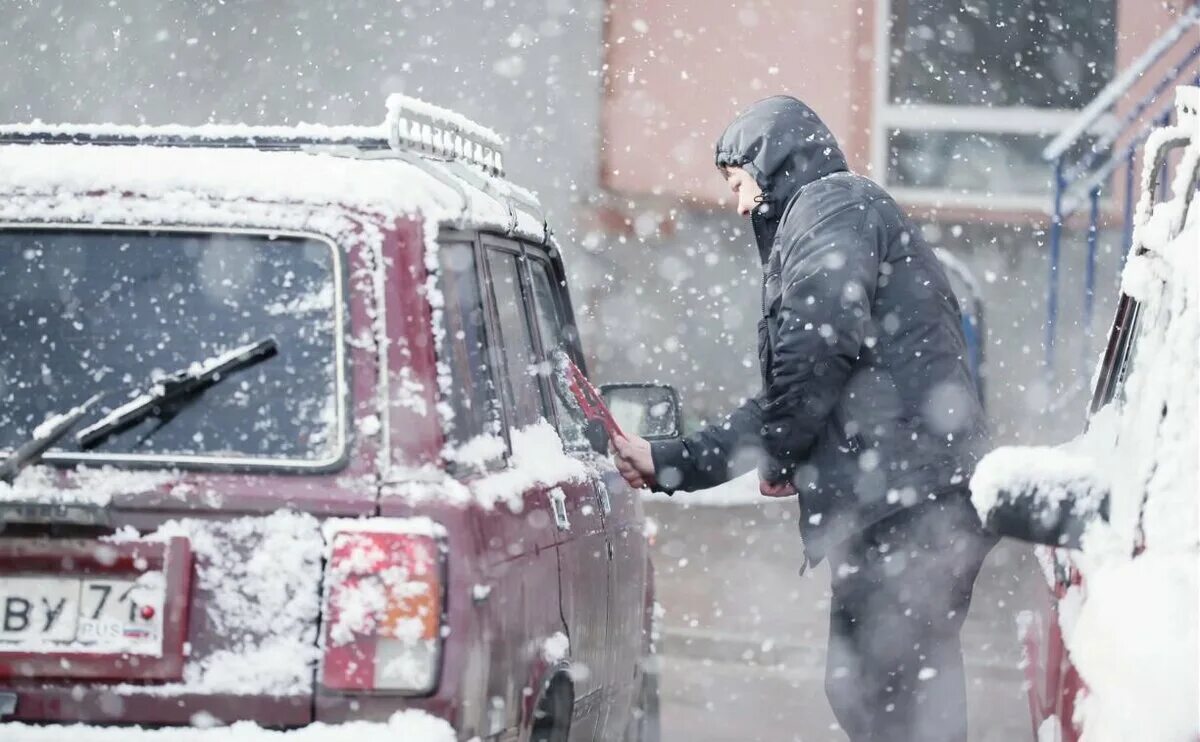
[385,94,505,177]
[0,123,392,151]
[0,94,506,176]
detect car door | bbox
[523,251,648,739]
[433,235,564,740]
[481,237,612,740]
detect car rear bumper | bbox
[0,711,456,741]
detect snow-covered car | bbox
[0,96,664,742]
[971,86,1200,742]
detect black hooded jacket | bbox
[649,96,990,559]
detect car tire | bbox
[530,675,573,742]
[625,668,661,742]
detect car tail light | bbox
[320,525,444,694]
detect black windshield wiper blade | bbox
[76,337,279,451]
[0,393,104,484]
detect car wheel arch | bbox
[523,661,574,742]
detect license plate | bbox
[0,572,166,655]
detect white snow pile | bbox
[441,432,507,472]
[112,510,326,697]
[969,443,1108,523]
[1069,552,1198,741]
[385,93,504,150]
[541,631,570,663]
[0,464,181,507]
[468,421,590,508]
[0,710,455,742]
[1066,194,1199,742]
[389,421,590,511]
[0,97,543,242]
[970,101,1199,742]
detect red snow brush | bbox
[562,355,624,441]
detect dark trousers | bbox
[824,495,996,742]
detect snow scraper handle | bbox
[565,358,624,441]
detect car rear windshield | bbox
[0,228,345,467]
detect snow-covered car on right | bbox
[971,86,1200,742]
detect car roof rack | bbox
[0,94,506,177]
[384,94,504,176]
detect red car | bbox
[972,86,1199,742]
[0,96,667,741]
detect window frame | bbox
[478,234,558,439]
[434,232,510,473]
[437,230,590,465]
[871,0,1113,211]
[1089,295,1141,415]
[0,222,351,474]
[523,245,593,453]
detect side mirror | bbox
[971,448,1110,550]
[599,383,682,441]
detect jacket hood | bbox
[715,96,848,254]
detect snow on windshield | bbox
[0,228,343,465]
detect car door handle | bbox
[548,487,571,531]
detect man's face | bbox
[724,166,763,217]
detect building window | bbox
[876,0,1116,208]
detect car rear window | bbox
[0,227,345,468]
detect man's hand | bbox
[759,479,796,498]
[612,433,656,490]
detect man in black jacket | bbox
[612,96,996,742]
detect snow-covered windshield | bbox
[0,228,344,467]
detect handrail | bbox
[1044,3,1200,161]
[1062,91,1186,215]
[1042,4,1200,379]
[1062,42,1200,193]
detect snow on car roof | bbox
[0,143,543,239]
[0,94,543,239]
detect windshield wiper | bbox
[76,337,279,451]
[0,394,104,484]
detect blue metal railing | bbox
[1042,4,1200,374]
